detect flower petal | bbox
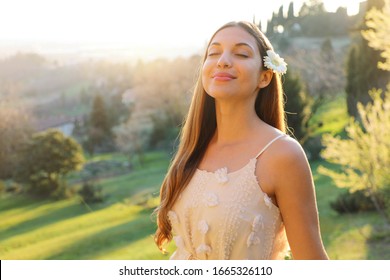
[204,192,219,207]
[196,244,212,255]
[263,50,287,75]
[246,232,261,247]
[198,220,209,234]
[252,215,264,232]
[215,167,229,184]
[173,235,185,248]
[263,194,273,209]
[168,210,179,224]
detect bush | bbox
[330,190,381,214]
[78,181,104,203]
[52,184,77,200]
[0,180,5,195]
[303,136,323,161]
[83,160,129,176]
[6,182,23,194]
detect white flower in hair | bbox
[263,50,287,75]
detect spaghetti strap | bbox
[255,134,286,159]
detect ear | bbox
[258,70,273,89]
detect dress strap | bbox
[255,134,286,159]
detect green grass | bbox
[312,161,389,259]
[310,93,349,136]
[1,96,389,260]
[0,151,174,260]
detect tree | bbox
[113,105,153,166]
[285,45,344,98]
[0,100,33,180]
[362,0,390,70]
[320,38,334,61]
[345,0,389,118]
[287,2,295,20]
[85,94,112,154]
[299,0,325,17]
[277,5,285,26]
[320,0,390,223]
[266,19,274,36]
[15,129,85,198]
[319,87,390,223]
[284,70,310,142]
[346,46,360,116]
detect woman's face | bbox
[202,26,264,101]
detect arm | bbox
[262,137,328,260]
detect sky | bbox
[0,0,363,59]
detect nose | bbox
[217,52,232,68]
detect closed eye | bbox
[208,52,220,56]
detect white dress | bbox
[169,134,290,260]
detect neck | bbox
[213,99,262,146]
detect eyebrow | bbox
[209,42,255,51]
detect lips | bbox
[212,72,236,81]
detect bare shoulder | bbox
[270,135,308,166]
[256,134,312,195]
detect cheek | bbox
[202,60,212,75]
[201,62,211,89]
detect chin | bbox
[205,87,237,98]
[206,91,235,99]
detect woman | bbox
[154,21,328,260]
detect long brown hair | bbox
[154,21,286,251]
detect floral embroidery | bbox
[215,167,228,184]
[196,244,212,255]
[168,210,179,224]
[198,220,209,234]
[252,215,264,232]
[247,232,260,247]
[173,235,185,248]
[247,215,264,247]
[263,194,273,209]
[204,192,219,207]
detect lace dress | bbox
[169,134,289,260]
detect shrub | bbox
[78,181,104,203]
[303,136,324,161]
[330,190,380,214]
[0,180,5,195]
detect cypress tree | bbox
[90,94,110,135]
[284,70,309,142]
[277,6,285,26]
[86,94,112,154]
[346,46,359,116]
[287,2,294,20]
[345,0,389,117]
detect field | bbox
[0,96,389,260]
